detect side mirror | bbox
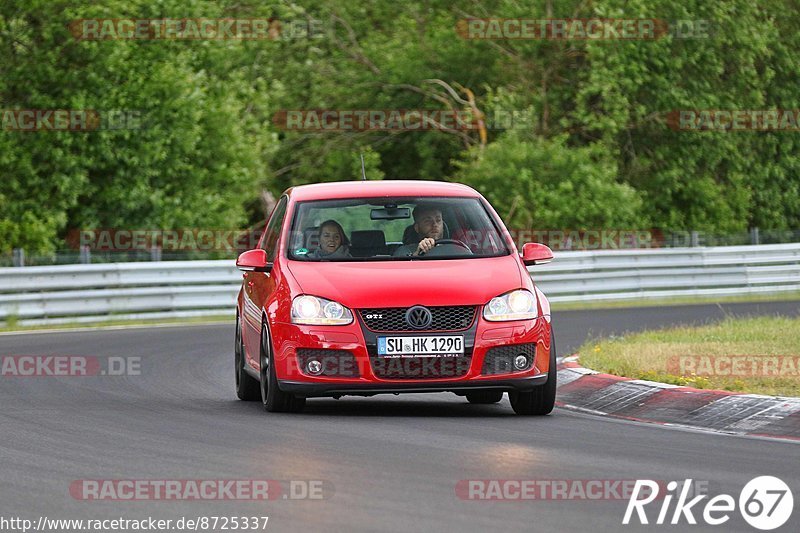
[236,249,272,272]
[521,243,554,266]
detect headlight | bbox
[483,290,537,321]
[291,295,353,325]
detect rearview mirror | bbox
[521,243,554,266]
[371,207,410,220]
[236,249,272,272]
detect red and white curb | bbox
[555,356,800,441]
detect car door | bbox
[242,196,288,369]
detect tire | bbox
[466,390,504,404]
[259,322,306,413]
[509,331,557,415]
[235,314,260,401]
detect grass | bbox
[577,316,800,397]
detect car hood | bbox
[286,255,524,309]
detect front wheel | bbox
[509,331,557,415]
[260,322,306,413]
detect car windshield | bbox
[287,196,510,261]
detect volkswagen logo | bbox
[405,305,433,330]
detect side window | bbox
[260,197,288,261]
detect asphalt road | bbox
[1,301,799,533]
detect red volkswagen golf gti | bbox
[234,181,555,415]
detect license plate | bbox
[377,336,464,357]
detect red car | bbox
[234,181,555,415]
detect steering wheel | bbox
[419,238,473,256]
[434,239,471,250]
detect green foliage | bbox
[455,131,645,229]
[1,0,798,253]
[572,0,800,232]
[0,0,274,253]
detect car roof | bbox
[284,180,482,202]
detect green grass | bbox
[577,316,800,397]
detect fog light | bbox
[514,354,529,370]
[306,359,323,375]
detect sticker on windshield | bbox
[295,248,308,255]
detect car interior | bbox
[301,220,455,258]
[293,199,504,260]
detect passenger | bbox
[307,219,351,259]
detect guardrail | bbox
[534,243,800,302]
[1,243,799,326]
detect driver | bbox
[409,204,444,256]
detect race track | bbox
[1,301,799,532]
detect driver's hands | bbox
[414,237,436,256]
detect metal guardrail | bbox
[1,244,799,326]
[533,243,800,302]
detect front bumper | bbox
[279,374,548,398]
[270,312,552,397]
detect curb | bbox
[555,356,800,442]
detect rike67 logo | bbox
[624,477,794,530]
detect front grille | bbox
[296,349,360,377]
[482,343,536,375]
[359,306,476,332]
[371,356,471,379]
